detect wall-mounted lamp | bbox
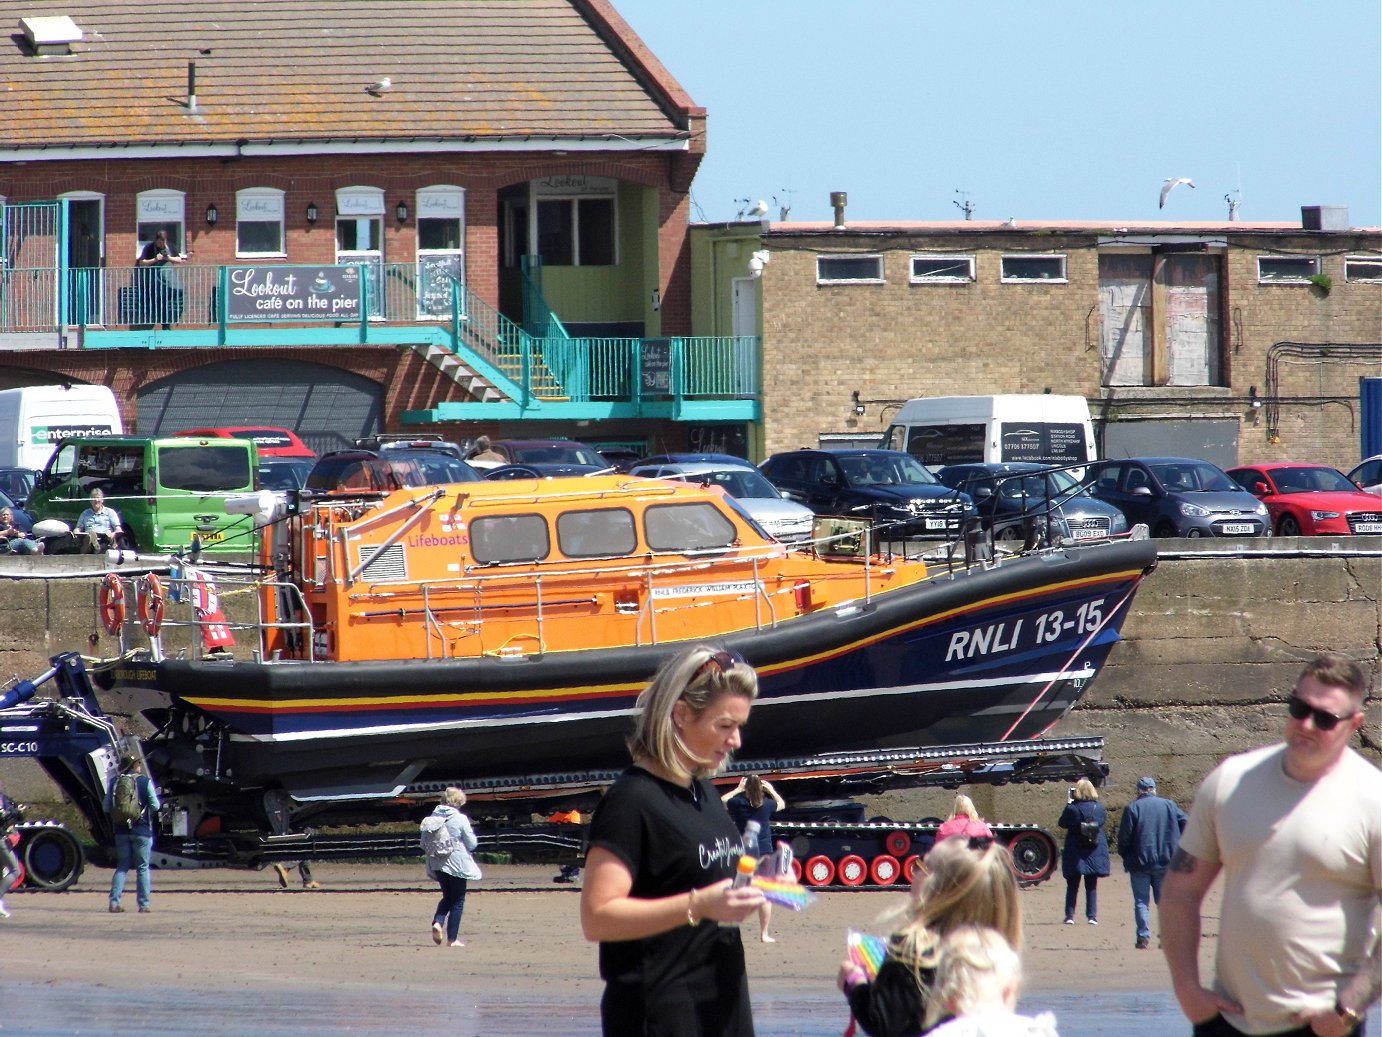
[1249,385,1261,409]
[306,202,319,225]
[205,204,218,226]
[852,390,866,417]
[395,201,409,223]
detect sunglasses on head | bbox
[1286,696,1357,731]
[696,649,745,679]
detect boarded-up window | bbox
[1099,253,1222,387]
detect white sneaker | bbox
[0,899,9,918]
[431,922,444,945]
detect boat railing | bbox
[137,567,316,663]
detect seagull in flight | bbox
[747,199,768,218]
[1160,177,1195,209]
[366,76,392,97]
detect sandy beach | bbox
[2,861,1229,1037]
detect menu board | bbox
[418,254,464,317]
[640,339,672,394]
[227,265,363,322]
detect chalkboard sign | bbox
[688,424,748,458]
[227,265,363,322]
[417,253,464,318]
[640,338,672,394]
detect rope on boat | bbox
[996,578,1142,743]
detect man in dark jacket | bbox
[1117,775,1187,949]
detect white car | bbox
[1347,455,1382,496]
[629,461,816,544]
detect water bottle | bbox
[741,819,761,856]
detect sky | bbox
[613,0,1382,227]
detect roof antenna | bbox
[774,188,794,222]
[953,189,975,220]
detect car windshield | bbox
[1150,462,1235,492]
[408,455,481,484]
[1268,466,1357,494]
[840,454,937,486]
[512,444,606,467]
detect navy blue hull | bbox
[124,539,1155,794]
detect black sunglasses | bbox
[1286,696,1357,732]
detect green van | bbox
[29,436,259,554]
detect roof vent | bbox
[1301,205,1348,231]
[20,15,83,55]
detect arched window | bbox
[236,188,285,258]
[136,189,186,257]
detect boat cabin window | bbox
[644,501,738,552]
[557,507,636,558]
[470,513,550,563]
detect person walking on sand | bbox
[581,645,765,1037]
[421,787,481,948]
[0,785,23,918]
[1115,775,1186,950]
[838,836,1023,1037]
[1162,652,1381,1037]
[722,773,787,943]
[104,751,160,913]
[1056,778,1108,925]
[922,925,1060,1037]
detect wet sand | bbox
[2,861,1230,1036]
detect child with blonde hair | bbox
[838,837,1022,1036]
[925,926,1059,1037]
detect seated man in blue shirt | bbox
[76,489,124,553]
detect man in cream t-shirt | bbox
[1162,653,1380,1037]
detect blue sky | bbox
[614,0,1382,227]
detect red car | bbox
[1228,463,1382,536]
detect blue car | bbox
[759,448,973,537]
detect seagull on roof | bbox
[747,199,768,218]
[1159,177,1195,209]
[366,77,392,97]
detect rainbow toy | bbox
[847,930,888,979]
[750,875,817,911]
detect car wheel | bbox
[1152,521,1178,539]
[995,525,1023,542]
[1278,515,1301,536]
[1185,528,1203,539]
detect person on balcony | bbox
[135,231,186,328]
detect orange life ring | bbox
[138,573,166,636]
[99,573,126,635]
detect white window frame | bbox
[909,254,975,284]
[234,187,286,259]
[135,189,186,258]
[1256,255,1319,283]
[1343,255,1382,283]
[816,254,885,285]
[1000,254,1067,283]
[415,185,466,318]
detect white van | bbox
[0,384,124,470]
[880,394,1095,469]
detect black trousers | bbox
[1192,1013,1363,1037]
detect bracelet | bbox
[1335,1000,1362,1028]
[686,889,698,926]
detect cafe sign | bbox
[226,265,363,322]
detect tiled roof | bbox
[0,0,699,153]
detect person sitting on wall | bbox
[76,489,124,553]
[0,507,38,555]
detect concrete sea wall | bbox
[1,544,1378,833]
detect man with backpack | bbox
[104,751,161,913]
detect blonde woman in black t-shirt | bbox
[581,645,766,1037]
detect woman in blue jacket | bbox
[1057,778,1109,925]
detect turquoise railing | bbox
[0,265,758,403]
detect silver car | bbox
[629,461,816,544]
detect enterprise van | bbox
[29,436,259,554]
[0,384,124,470]
[881,394,1096,470]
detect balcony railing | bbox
[0,263,760,407]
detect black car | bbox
[484,462,604,480]
[759,448,972,537]
[258,458,316,492]
[0,467,38,508]
[935,462,1130,543]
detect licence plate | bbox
[1221,523,1254,534]
[924,518,946,530]
[1072,527,1102,539]
[1355,522,1382,533]
[196,531,225,542]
